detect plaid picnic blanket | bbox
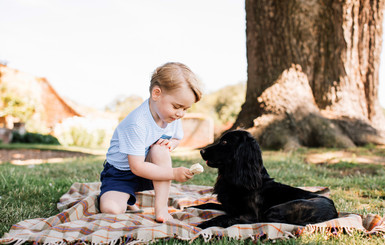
[1,182,384,244]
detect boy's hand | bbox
[153,138,178,152]
[173,167,194,182]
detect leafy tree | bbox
[189,83,246,125]
[0,84,35,122]
[105,95,143,121]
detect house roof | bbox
[0,64,81,128]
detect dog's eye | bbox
[221,140,227,145]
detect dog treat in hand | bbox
[190,163,204,174]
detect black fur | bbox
[194,130,338,229]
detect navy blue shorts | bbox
[99,161,154,205]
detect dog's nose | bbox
[200,149,205,155]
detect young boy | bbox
[99,62,203,222]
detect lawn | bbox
[0,145,384,244]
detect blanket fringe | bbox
[0,238,26,245]
[283,230,297,239]
[304,225,351,237]
[303,223,385,238]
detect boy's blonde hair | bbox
[150,62,203,102]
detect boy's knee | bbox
[99,192,128,214]
[100,201,126,214]
[149,144,170,157]
[147,144,171,165]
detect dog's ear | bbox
[230,135,264,190]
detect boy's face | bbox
[151,84,195,125]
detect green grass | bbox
[1,146,385,244]
[0,155,105,236]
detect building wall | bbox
[180,113,214,148]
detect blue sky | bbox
[0,0,384,109]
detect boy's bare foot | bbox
[128,204,140,211]
[126,204,143,213]
[155,207,173,223]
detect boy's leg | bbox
[146,144,173,222]
[99,191,130,214]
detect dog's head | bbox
[200,130,265,190]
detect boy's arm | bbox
[128,153,191,182]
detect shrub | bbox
[188,82,246,125]
[53,116,117,148]
[11,132,60,145]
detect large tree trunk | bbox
[234,0,385,149]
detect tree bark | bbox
[234,0,385,149]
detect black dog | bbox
[194,130,338,229]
